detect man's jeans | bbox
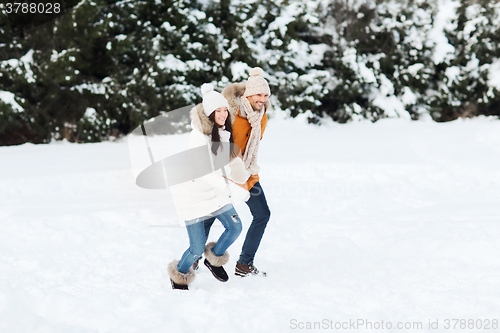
[177,204,242,274]
[205,182,271,266]
[238,182,271,265]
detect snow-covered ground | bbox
[1,116,500,332]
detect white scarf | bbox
[218,127,230,142]
[241,97,264,174]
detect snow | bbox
[342,48,377,84]
[187,9,206,22]
[269,16,295,37]
[488,58,500,90]
[401,86,418,105]
[1,116,500,332]
[406,63,425,77]
[230,62,251,82]
[50,48,79,63]
[1,50,36,84]
[464,5,487,39]
[20,50,35,83]
[286,40,328,68]
[430,0,459,64]
[84,108,98,123]
[371,75,411,119]
[71,83,107,95]
[465,55,480,78]
[157,54,187,72]
[0,90,24,112]
[445,65,461,85]
[160,21,175,32]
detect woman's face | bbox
[214,107,228,126]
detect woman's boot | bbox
[203,242,230,282]
[168,260,195,290]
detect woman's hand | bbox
[229,157,250,184]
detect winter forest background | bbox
[1,0,500,146]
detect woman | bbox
[168,83,250,290]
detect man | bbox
[220,67,272,277]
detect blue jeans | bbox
[177,204,242,274]
[204,182,270,266]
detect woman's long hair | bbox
[208,112,238,158]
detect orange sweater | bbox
[232,109,268,191]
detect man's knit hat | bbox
[244,67,271,97]
[201,83,229,117]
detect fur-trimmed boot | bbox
[203,242,230,282]
[168,260,195,290]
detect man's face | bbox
[246,93,269,111]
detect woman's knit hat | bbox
[201,83,229,117]
[244,67,271,97]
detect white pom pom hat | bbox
[244,67,271,97]
[201,83,229,117]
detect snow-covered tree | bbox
[308,0,439,122]
[2,0,500,145]
[432,0,500,121]
[1,0,226,143]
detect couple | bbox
[168,67,272,290]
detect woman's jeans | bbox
[177,204,242,274]
[204,182,271,266]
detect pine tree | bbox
[226,0,332,122]
[0,0,226,144]
[313,0,439,122]
[434,0,500,121]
